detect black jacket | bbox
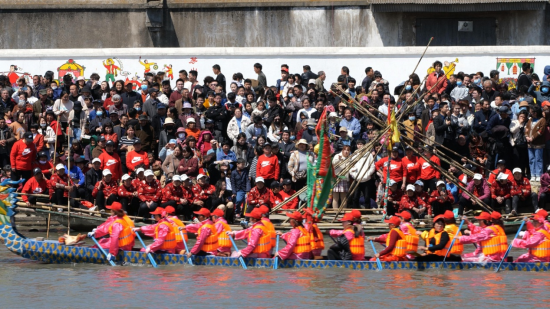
[205,105,230,133]
[85,168,102,196]
[265,105,283,127]
[216,73,227,92]
[121,91,143,107]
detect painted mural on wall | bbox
[0,65,32,86]
[426,58,459,78]
[57,59,85,81]
[103,58,121,83]
[496,58,535,89]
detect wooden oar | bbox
[273,234,280,270]
[495,219,526,273]
[134,232,158,268]
[180,231,194,266]
[369,240,383,271]
[89,236,116,266]
[229,235,247,270]
[441,219,465,266]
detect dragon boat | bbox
[1,189,549,271]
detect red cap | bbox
[443,210,454,220]
[212,208,224,217]
[384,216,401,226]
[245,208,262,220]
[150,207,165,215]
[491,211,502,220]
[286,211,303,221]
[433,215,445,223]
[106,202,123,211]
[532,214,546,223]
[164,206,176,214]
[339,213,355,222]
[474,212,492,221]
[258,205,270,215]
[350,209,362,220]
[281,67,289,72]
[537,209,548,218]
[194,208,211,217]
[542,101,550,108]
[395,211,411,220]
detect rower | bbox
[227,208,271,258]
[164,206,188,255]
[395,211,419,254]
[88,202,135,262]
[274,211,312,260]
[212,208,232,257]
[458,212,505,262]
[534,209,550,230]
[416,215,461,261]
[490,211,508,253]
[442,210,464,256]
[368,216,407,262]
[512,214,550,262]
[185,208,219,257]
[328,212,365,261]
[304,208,325,259]
[134,207,177,254]
[259,205,276,254]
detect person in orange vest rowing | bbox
[395,211,419,256]
[368,216,408,262]
[534,209,550,230]
[227,208,272,258]
[211,208,232,257]
[458,212,505,262]
[274,211,312,260]
[303,208,325,259]
[328,212,365,261]
[88,201,135,262]
[416,215,462,261]
[442,210,464,256]
[258,205,277,255]
[133,207,177,254]
[164,206,188,255]
[184,208,219,257]
[512,214,550,262]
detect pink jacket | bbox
[140,219,175,254]
[277,228,312,260]
[186,219,217,255]
[329,229,365,261]
[95,215,134,255]
[459,225,503,261]
[233,222,269,258]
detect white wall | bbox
[0,46,548,90]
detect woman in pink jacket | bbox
[458,212,505,262]
[228,208,271,258]
[89,202,135,260]
[512,215,550,262]
[134,207,176,254]
[275,211,312,260]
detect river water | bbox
[1,232,548,308]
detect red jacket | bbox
[118,184,137,198]
[426,71,448,94]
[126,150,149,173]
[99,151,123,181]
[276,189,298,210]
[92,180,119,198]
[247,186,274,208]
[375,157,405,183]
[491,181,513,199]
[191,183,216,202]
[511,177,531,199]
[382,188,403,207]
[48,173,69,198]
[32,161,53,179]
[418,155,441,180]
[33,133,45,153]
[138,179,162,202]
[10,139,37,171]
[181,186,195,204]
[256,154,280,180]
[161,182,184,203]
[398,194,427,213]
[428,189,455,214]
[488,169,513,185]
[132,178,145,191]
[21,177,48,202]
[402,156,420,184]
[178,156,199,178]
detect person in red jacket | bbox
[137,169,162,219]
[126,138,149,174]
[280,179,298,210]
[133,167,146,191]
[511,168,532,216]
[428,180,455,217]
[425,60,448,95]
[99,140,123,181]
[256,144,279,187]
[375,146,405,188]
[179,174,196,220]
[33,151,53,179]
[177,145,199,179]
[92,169,119,211]
[21,168,48,206]
[29,123,45,153]
[491,172,513,213]
[118,174,140,215]
[382,180,403,216]
[418,145,441,192]
[160,174,186,211]
[402,146,419,187]
[246,177,275,214]
[49,164,72,207]
[487,159,513,185]
[398,184,427,219]
[10,131,37,181]
[191,174,216,210]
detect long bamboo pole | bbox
[46,115,61,239]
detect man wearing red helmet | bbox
[512,214,550,262]
[134,207,178,254]
[328,212,365,261]
[185,208,219,257]
[368,216,408,262]
[88,202,135,261]
[228,208,271,258]
[458,212,506,262]
[274,211,312,260]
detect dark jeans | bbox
[27,189,50,205]
[12,169,32,182]
[512,195,534,213]
[431,201,453,217]
[352,179,376,209]
[421,178,437,193]
[491,197,512,213]
[139,201,159,219]
[96,191,118,210]
[51,188,68,206]
[532,192,547,210]
[119,196,141,216]
[458,196,491,216]
[292,178,307,191]
[71,187,86,209]
[513,146,529,178]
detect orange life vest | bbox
[261,218,277,250]
[248,225,271,254]
[154,221,177,251]
[108,218,135,247]
[216,221,232,249]
[444,224,464,255]
[480,225,505,256]
[386,228,407,257]
[345,227,365,256]
[121,215,136,235]
[310,223,325,251]
[529,229,550,258]
[294,226,311,254]
[428,229,452,257]
[493,225,508,253]
[402,222,419,252]
[197,223,219,252]
[167,216,188,242]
